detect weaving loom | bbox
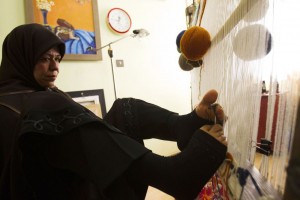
[180,0,300,199]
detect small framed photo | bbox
[67,89,106,118]
[25,0,102,61]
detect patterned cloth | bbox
[197,173,229,200]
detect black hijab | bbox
[0,23,65,93]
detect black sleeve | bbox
[104,98,213,149]
[128,129,227,200]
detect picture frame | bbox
[67,89,107,118]
[25,0,102,61]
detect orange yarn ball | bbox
[180,26,211,61]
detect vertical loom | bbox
[185,0,300,199]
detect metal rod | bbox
[93,34,134,51]
[108,44,117,100]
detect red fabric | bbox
[197,173,229,200]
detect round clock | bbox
[107,8,132,34]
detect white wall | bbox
[1,0,192,155]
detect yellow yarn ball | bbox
[180,26,211,61]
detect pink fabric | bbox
[197,173,229,200]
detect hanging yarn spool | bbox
[179,0,210,61]
[180,26,211,61]
[243,0,269,23]
[178,54,203,71]
[176,30,186,53]
[232,24,272,61]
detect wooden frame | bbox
[67,89,107,118]
[25,0,102,61]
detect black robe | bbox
[0,90,226,199]
[0,90,150,200]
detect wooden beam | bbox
[211,0,260,45]
[283,95,300,200]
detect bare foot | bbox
[201,124,228,146]
[195,89,226,124]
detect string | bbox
[196,0,207,26]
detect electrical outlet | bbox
[116,59,124,67]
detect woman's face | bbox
[33,48,61,88]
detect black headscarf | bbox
[0,23,65,93]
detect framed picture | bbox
[67,89,107,118]
[25,0,102,61]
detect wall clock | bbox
[107,8,132,34]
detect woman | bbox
[0,23,227,200]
